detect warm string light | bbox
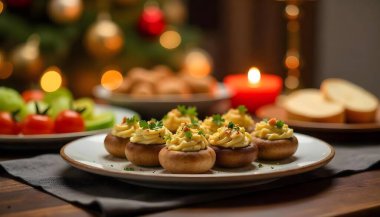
[284,1,301,90]
[101,69,123,90]
[40,66,63,92]
[184,49,212,78]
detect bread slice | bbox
[321,78,379,123]
[283,89,345,123]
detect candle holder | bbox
[224,67,283,114]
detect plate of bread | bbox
[93,66,231,118]
[61,105,334,189]
[257,78,380,132]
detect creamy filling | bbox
[254,120,293,140]
[209,126,251,148]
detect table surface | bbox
[1,152,380,217]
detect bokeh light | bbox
[285,75,299,89]
[159,30,181,49]
[285,4,299,18]
[101,69,123,90]
[285,55,300,69]
[247,67,261,85]
[40,67,63,92]
[184,49,212,78]
[0,1,4,14]
[0,52,13,79]
[287,21,300,32]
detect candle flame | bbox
[248,67,261,85]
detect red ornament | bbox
[138,5,165,37]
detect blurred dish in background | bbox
[111,65,217,97]
[0,104,137,150]
[94,82,231,119]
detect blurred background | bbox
[0,0,379,97]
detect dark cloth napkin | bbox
[1,143,380,217]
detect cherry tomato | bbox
[22,114,55,135]
[22,90,44,103]
[55,110,85,133]
[0,112,19,135]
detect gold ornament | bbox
[163,0,187,24]
[84,13,124,59]
[11,34,43,78]
[48,0,83,24]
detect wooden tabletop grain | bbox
[1,155,380,217]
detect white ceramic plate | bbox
[0,105,137,150]
[60,133,335,189]
[93,83,232,118]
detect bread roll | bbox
[113,77,133,93]
[156,77,191,96]
[129,82,154,97]
[151,65,174,80]
[179,73,216,94]
[321,78,379,123]
[283,89,345,123]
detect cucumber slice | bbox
[26,100,49,115]
[43,88,73,104]
[73,98,94,119]
[48,97,71,118]
[0,87,24,112]
[85,112,115,131]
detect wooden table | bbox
[1,154,380,217]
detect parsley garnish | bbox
[162,114,168,120]
[276,120,285,128]
[177,105,187,115]
[237,105,248,114]
[156,120,163,128]
[227,122,235,129]
[198,130,205,136]
[164,134,172,141]
[258,163,263,168]
[139,120,149,129]
[140,119,163,130]
[176,105,198,117]
[125,115,139,125]
[184,130,192,139]
[124,167,135,171]
[186,106,198,116]
[190,118,199,127]
[227,122,240,131]
[212,114,225,126]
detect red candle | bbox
[224,67,283,113]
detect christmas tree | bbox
[0,0,206,97]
